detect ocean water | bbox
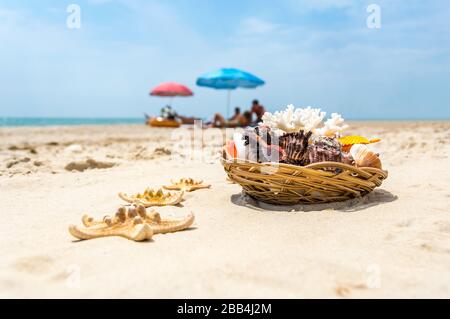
[0,117,144,127]
[1,117,446,128]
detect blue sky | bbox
[0,0,449,119]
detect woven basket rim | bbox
[221,147,388,178]
[221,147,388,205]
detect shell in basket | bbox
[307,135,342,165]
[279,130,311,166]
[350,144,382,169]
[221,147,388,205]
[338,135,381,152]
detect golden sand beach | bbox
[0,121,449,298]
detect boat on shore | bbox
[147,116,181,128]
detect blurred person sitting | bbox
[229,107,242,121]
[211,110,252,128]
[158,105,199,124]
[250,99,266,125]
[160,105,177,120]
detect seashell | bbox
[242,126,277,163]
[307,135,342,164]
[233,132,246,159]
[225,140,237,158]
[350,144,382,169]
[266,144,287,163]
[279,130,312,165]
[339,136,381,152]
[341,152,354,165]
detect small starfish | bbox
[163,178,211,192]
[69,205,195,242]
[118,187,183,207]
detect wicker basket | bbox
[221,148,388,205]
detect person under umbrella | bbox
[211,109,252,128]
[196,68,265,119]
[149,82,198,124]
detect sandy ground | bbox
[0,121,449,298]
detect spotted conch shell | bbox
[350,144,382,169]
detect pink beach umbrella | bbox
[150,82,194,107]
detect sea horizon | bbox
[0,117,146,127]
[1,116,450,128]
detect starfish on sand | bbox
[68,205,194,242]
[118,188,183,207]
[163,178,211,192]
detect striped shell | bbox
[350,144,382,169]
[279,131,312,166]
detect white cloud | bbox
[287,0,356,12]
[239,17,280,35]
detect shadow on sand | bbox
[230,189,398,213]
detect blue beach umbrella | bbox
[196,68,265,118]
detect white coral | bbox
[261,105,326,134]
[261,105,348,137]
[314,113,349,137]
[297,106,327,132]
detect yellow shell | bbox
[339,136,380,146]
[350,144,382,169]
[339,136,368,145]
